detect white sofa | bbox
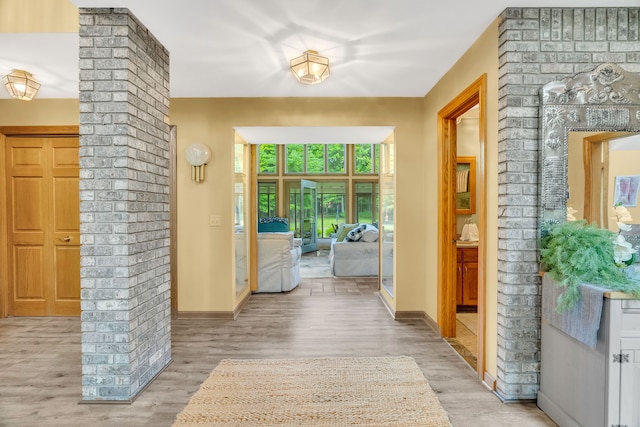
[329,239,393,277]
[256,231,302,292]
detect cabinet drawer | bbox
[457,247,478,262]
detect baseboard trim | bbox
[233,291,251,319]
[377,293,395,318]
[482,370,496,391]
[79,359,173,405]
[177,311,235,319]
[177,292,251,320]
[393,310,423,319]
[392,310,442,336]
[492,389,538,404]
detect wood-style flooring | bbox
[0,277,557,426]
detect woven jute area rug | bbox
[172,356,452,427]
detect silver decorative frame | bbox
[540,64,640,231]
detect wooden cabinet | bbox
[539,280,640,427]
[456,246,478,309]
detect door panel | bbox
[6,136,80,316]
[14,246,45,299]
[53,177,80,231]
[13,178,45,233]
[54,246,81,301]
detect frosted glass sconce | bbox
[185,143,211,183]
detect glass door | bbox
[301,179,318,253]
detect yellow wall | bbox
[0,99,79,124]
[170,98,425,312]
[0,0,78,33]
[422,20,499,379]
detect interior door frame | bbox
[437,75,487,379]
[0,126,79,318]
[300,179,318,253]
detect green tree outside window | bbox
[306,144,324,173]
[286,145,304,173]
[258,144,276,174]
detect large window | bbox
[354,144,380,174]
[283,144,346,174]
[258,144,380,236]
[257,182,277,218]
[317,182,346,238]
[285,145,304,173]
[354,182,379,225]
[258,144,277,174]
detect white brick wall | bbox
[79,8,171,402]
[497,7,640,401]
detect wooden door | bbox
[6,136,80,316]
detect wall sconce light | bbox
[290,50,330,85]
[2,69,41,101]
[185,143,211,183]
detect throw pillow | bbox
[361,230,379,242]
[346,224,367,242]
[335,223,359,242]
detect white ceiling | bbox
[2,0,638,100]
[234,126,395,145]
[610,134,640,151]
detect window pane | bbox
[374,144,380,174]
[285,145,304,173]
[258,144,276,174]
[327,144,345,173]
[234,144,244,174]
[317,182,347,238]
[286,183,301,236]
[306,144,325,173]
[354,144,373,174]
[257,182,277,218]
[355,182,374,224]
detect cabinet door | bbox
[462,262,478,306]
[619,340,640,426]
[456,262,463,306]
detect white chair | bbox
[256,231,302,292]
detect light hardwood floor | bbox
[0,278,556,426]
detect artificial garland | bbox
[540,220,640,311]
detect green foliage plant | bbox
[540,220,640,311]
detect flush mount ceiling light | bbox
[2,69,41,101]
[289,50,330,85]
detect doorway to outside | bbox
[437,75,487,378]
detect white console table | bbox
[538,280,640,427]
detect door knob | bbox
[57,235,72,242]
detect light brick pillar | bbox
[497,7,640,400]
[78,8,171,401]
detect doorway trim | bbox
[0,126,79,318]
[437,75,487,379]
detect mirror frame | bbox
[456,156,476,214]
[540,63,640,230]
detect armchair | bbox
[256,231,302,292]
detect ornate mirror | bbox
[540,64,640,231]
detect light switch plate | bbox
[209,215,221,227]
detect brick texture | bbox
[79,8,171,401]
[497,7,640,400]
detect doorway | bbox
[1,127,80,317]
[437,75,487,376]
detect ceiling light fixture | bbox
[290,50,330,85]
[2,69,41,101]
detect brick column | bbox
[78,8,171,402]
[497,7,640,400]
